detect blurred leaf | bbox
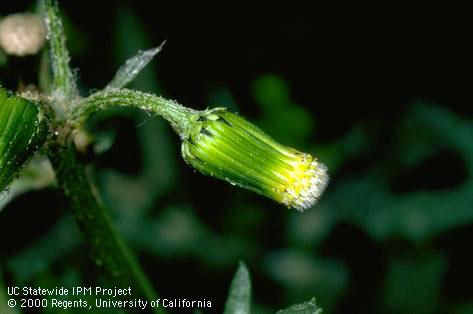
[323,103,473,242]
[382,252,446,314]
[276,298,323,314]
[134,205,208,257]
[314,126,369,173]
[0,156,55,212]
[224,261,252,314]
[93,112,178,230]
[7,217,81,283]
[106,41,165,90]
[286,203,335,248]
[252,75,290,109]
[252,74,314,145]
[265,250,347,310]
[395,102,473,170]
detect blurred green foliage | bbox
[1,2,473,314]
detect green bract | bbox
[0,88,47,191]
[181,108,328,211]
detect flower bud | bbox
[0,87,47,191]
[181,108,328,211]
[0,13,46,56]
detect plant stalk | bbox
[43,0,78,119]
[72,88,197,139]
[48,143,165,314]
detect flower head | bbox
[181,108,328,211]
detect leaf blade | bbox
[224,261,252,314]
[106,41,166,90]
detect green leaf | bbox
[381,252,445,313]
[252,75,314,145]
[224,261,252,314]
[276,298,323,314]
[106,41,166,90]
[43,0,78,116]
[0,88,47,192]
[324,103,473,243]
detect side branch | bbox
[73,88,197,138]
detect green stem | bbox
[48,144,165,314]
[72,88,198,139]
[43,0,78,117]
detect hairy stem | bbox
[48,144,164,314]
[43,0,78,117]
[73,88,197,138]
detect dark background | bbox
[1,1,472,313]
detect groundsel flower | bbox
[0,87,47,191]
[181,108,328,211]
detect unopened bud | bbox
[182,108,328,211]
[0,13,46,56]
